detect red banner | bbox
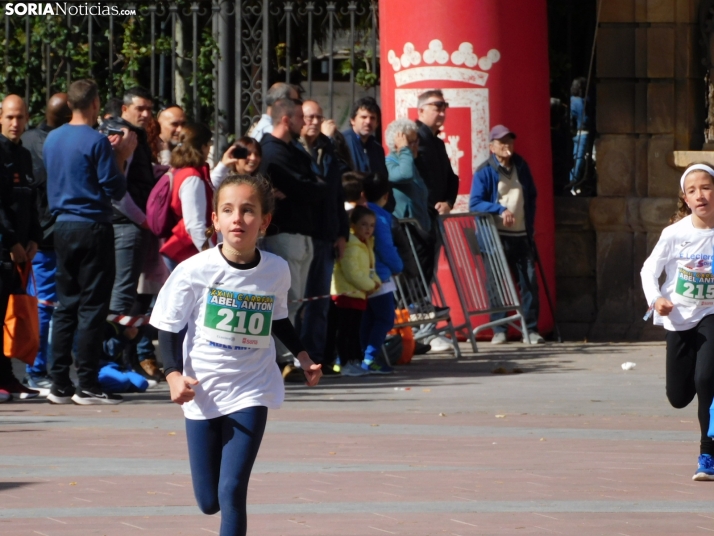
[379,0,555,336]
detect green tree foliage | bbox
[0,5,218,125]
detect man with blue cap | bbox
[469,124,543,345]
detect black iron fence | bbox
[0,0,379,145]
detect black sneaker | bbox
[320,364,341,377]
[47,385,75,405]
[414,341,432,355]
[72,388,123,405]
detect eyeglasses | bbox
[304,114,324,123]
[423,101,449,111]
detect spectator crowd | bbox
[0,78,543,404]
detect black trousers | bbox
[335,305,364,366]
[50,221,115,391]
[666,314,714,456]
[0,261,21,384]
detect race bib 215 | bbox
[674,267,714,307]
[202,288,274,348]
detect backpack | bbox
[145,166,175,238]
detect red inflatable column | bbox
[379,0,555,335]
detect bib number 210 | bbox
[215,308,265,334]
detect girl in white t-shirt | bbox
[641,164,714,481]
[150,174,322,535]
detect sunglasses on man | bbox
[423,100,449,111]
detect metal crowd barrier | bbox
[437,212,529,352]
[389,218,462,359]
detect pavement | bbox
[2,341,714,535]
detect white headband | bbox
[681,164,714,192]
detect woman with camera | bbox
[211,136,262,184]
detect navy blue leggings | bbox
[361,291,395,363]
[185,405,268,536]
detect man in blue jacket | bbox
[469,125,543,344]
[44,79,135,405]
[342,97,388,181]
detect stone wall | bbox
[556,0,703,340]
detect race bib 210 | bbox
[202,288,274,348]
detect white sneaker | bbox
[428,335,454,353]
[491,332,507,345]
[527,332,545,344]
[340,363,368,377]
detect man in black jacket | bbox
[415,90,459,217]
[111,87,154,314]
[0,94,43,401]
[19,93,71,393]
[259,98,327,374]
[106,87,163,381]
[298,100,350,372]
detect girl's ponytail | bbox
[670,191,691,224]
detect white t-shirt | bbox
[641,215,714,331]
[150,247,290,420]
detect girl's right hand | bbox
[221,145,241,168]
[166,371,199,405]
[655,297,674,316]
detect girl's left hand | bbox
[296,351,322,387]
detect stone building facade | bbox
[556,0,705,340]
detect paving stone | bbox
[2,344,714,534]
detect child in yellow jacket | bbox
[331,206,381,376]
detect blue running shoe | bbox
[361,360,394,375]
[693,454,714,481]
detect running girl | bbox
[641,163,714,481]
[150,174,322,535]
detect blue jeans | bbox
[106,224,145,366]
[360,291,395,363]
[300,239,335,363]
[491,236,539,334]
[136,294,157,362]
[110,224,146,314]
[27,249,57,376]
[570,132,591,184]
[185,406,268,536]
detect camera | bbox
[232,146,249,159]
[97,118,131,138]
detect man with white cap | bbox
[469,124,543,344]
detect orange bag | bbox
[390,309,416,365]
[3,264,39,365]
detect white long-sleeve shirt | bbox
[178,176,208,251]
[641,215,714,331]
[246,114,272,142]
[178,163,232,251]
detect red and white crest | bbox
[387,40,501,213]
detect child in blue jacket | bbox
[362,173,403,373]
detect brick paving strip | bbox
[3,342,714,535]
